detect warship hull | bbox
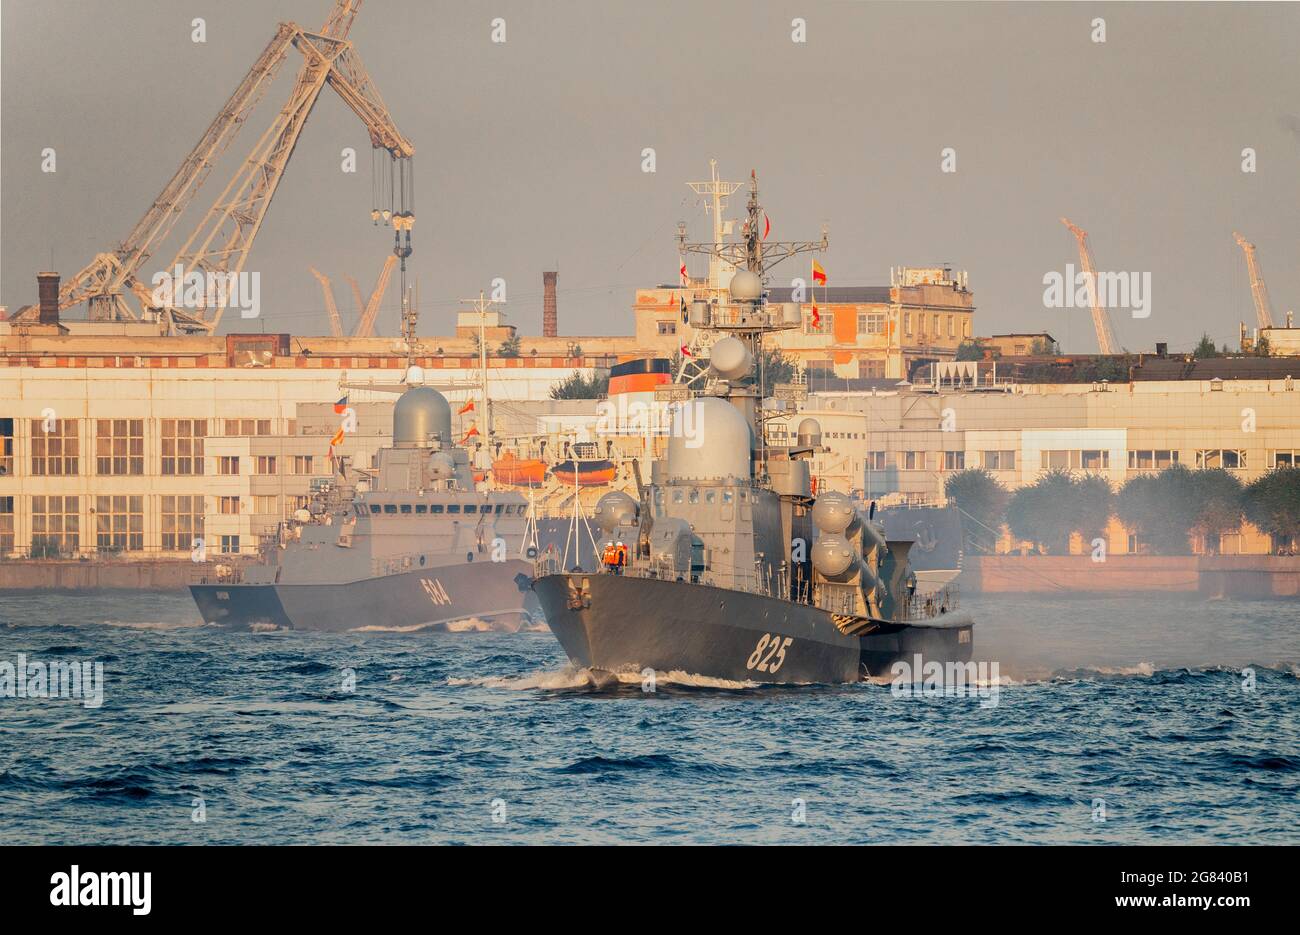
[191,559,537,633]
[533,572,973,684]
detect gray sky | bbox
[3,0,1299,352]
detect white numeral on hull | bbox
[746,634,793,674]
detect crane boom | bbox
[49,0,413,334]
[1060,217,1119,355]
[353,255,397,337]
[309,266,344,337]
[1233,231,1275,330]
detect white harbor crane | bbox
[1233,231,1276,330]
[29,0,414,335]
[1060,218,1120,355]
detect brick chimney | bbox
[37,272,60,325]
[542,271,558,337]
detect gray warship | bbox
[530,171,974,683]
[191,381,536,632]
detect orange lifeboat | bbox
[492,451,548,486]
[552,458,617,487]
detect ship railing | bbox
[900,585,960,621]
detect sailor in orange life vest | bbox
[615,541,629,572]
[602,541,620,573]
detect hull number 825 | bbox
[746,634,793,674]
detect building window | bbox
[0,496,12,554]
[983,450,1016,470]
[218,456,240,476]
[1127,450,1179,470]
[866,451,886,471]
[161,495,203,552]
[95,495,143,552]
[1196,449,1246,470]
[963,318,971,338]
[288,494,310,513]
[857,312,885,335]
[95,419,144,475]
[805,312,827,335]
[904,450,924,470]
[31,419,79,476]
[254,495,279,515]
[904,313,912,336]
[161,419,206,476]
[254,455,278,475]
[657,320,677,335]
[1272,450,1298,468]
[943,451,965,471]
[223,419,271,437]
[932,315,940,337]
[0,419,13,477]
[220,535,240,554]
[289,455,316,475]
[947,315,955,338]
[1045,449,1110,471]
[218,496,240,515]
[31,495,80,556]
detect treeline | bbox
[944,464,1300,555]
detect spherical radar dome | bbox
[393,386,452,447]
[728,270,762,302]
[666,397,752,482]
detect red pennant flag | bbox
[811,306,821,330]
[330,427,345,447]
[763,214,771,241]
[458,400,474,415]
[812,260,827,285]
[679,262,689,286]
[680,344,693,358]
[460,425,480,444]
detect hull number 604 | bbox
[746,634,793,674]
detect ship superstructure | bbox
[190,375,535,632]
[530,168,973,683]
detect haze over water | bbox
[1,592,1296,844]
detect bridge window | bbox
[400,504,412,514]
[415,504,428,514]
[431,505,444,514]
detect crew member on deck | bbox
[602,541,619,573]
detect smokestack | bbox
[37,272,60,325]
[542,271,558,337]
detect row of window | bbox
[0,418,293,477]
[357,502,524,517]
[802,312,972,341]
[653,487,752,506]
[0,494,306,555]
[823,448,1298,473]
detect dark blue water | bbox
[1,592,1296,844]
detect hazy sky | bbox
[3,1,1298,352]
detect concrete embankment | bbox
[0,560,204,591]
[963,555,1300,598]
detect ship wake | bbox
[449,664,761,693]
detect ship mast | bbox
[460,291,498,443]
[676,167,827,474]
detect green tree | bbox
[944,468,1008,552]
[1006,470,1082,554]
[1254,335,1271,358]
[1192,333,1219,359]
[1116,464,1199,554]
[1189,468,1244,552]
[1029,336,1058,356]
[1243,466,1300,551]
[744,345,796,386]
[954,339,984,362]
[549,370,610,400]
[1073,473,1115,542]
[498,334,521,358]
